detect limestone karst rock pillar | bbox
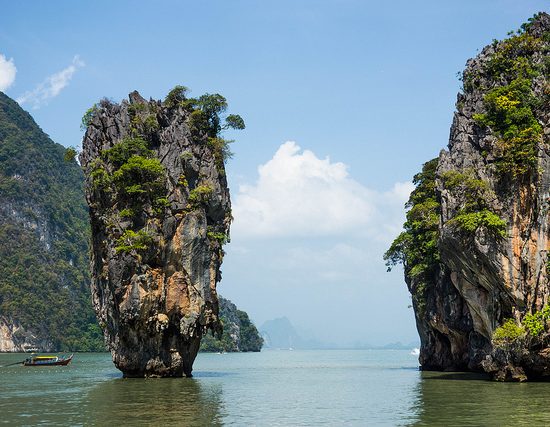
[387,12,550,380]
[80,90,232,377]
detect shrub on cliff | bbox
[468,16,548,177]
[115,229,154,254]
[103,136,153,168]
[163,86,245,171]
[493,319,525,346]
[449,210,507,238]
[523,304,550,337]
[91,136,168,224]
[81,104,98,131]
[493,303,550,350]
[164,85,189,108]
[64,147,78,162]
[473,78,541,176]
[441,169,507,237]
[112,156,166,198]
[384,158,440,315]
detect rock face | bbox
[387,13,550,380]
[0,91,103,352]
[81,90,233,377]
[0,317,48,352]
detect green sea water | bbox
[1,350,550,426]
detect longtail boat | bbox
[23,354,74,366]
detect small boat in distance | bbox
[23,354,74,366]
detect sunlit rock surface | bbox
[409,13,550,380]
[81,91,231,377]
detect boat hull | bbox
[23,355,73,366]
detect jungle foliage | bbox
[468,15,549,177]
[441,170,507,238]
[0,92,104,351]
[384,159,441,314]
[200,297,263,352]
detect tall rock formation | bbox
[81,88,240,377]
[0,92,103,352]
[386,13,550,380]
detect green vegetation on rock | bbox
[163,85,189,108]
[493,319,525,346]
[523,303,550,337]
[441,170,507,237]
[384,158,440,314]
[102,136,153,167]
[91,135,168,231]
[200,297,263,352]
[128,102,160,136]
[64,147,78,162]
[207,227,229,245]
[188,184,214,206]
[81,104,98,131]
[115,229,153,254]
[112,155,165,197]
[493,302,550,348]
[473,78,542,176]
[467,14,549,177]
[164,85,245,172]
[450,210,507,238]
[0,92,104,351]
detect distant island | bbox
[200,297,263,352]
[260,316,418,350]
[260,316,328,349]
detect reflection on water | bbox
[3,351,550,425]
[412,371,550,426]
[85,377,223,426]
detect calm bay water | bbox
[1,350,550,426]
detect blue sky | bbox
[0,1,547,345]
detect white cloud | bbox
[17,55,84,109]
[232,141,413,241]
[0,54,17,91]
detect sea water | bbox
[1,350,550,426]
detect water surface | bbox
[1,350,549,425]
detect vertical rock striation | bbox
[81,89,234,377]
[387,13,550,380]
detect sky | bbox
[0,1,547,346]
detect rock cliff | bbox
[386,13,550,380]
[81,87,241,377]
[0,91,103,352]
